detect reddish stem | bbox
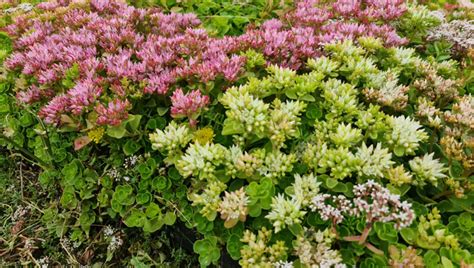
[343,235,361,242]
[366,243,384,255]
[359,224,372,245]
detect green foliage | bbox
[129,0,293,36]
[193,236,221,267]
[1,1,473,267]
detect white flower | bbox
[258,150,296,182]
[356,143,394,178]
[294,228,346,268]
[409,153,447,187]
[273,261,294,268]
[265,194,306,233]
[218,188,249,228]
[385,115,428,156]
[104,226,115,237]
[291,173,321,207]
[352,180,415,229]
[220,86,269,136]
[176,142,228,180]
[108,235,123,251]
[149,121,192,161]
[330,123,362,147]
[310,194,351,224]
[38,256,50,268]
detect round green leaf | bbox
[124,209,146,227]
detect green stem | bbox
[432,190,452,200]
[0,134,52,169]
[415,187,437,205]
[37,116,55,167]
[27,107,56,168]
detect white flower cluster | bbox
[291,173,321,207]
[273,260,294,268]
[149,121,192,162]
[38,256,50,268]
[385,115,428,156]
[268,99,307,148]
[103,226,123,252]
[294,228,346,268]
[310,194,352,224]
[265,194,306,233]
[258,150,296,182]
[123,155,142,169]
[428,20,474,51]
[352,180,415,229]
[106,167,121,181]
[108,236,123,251]
[220,86,269,136]
[176,142,228,180]
[189,180,227,221]
[4,3,34,14]
[356,143,394,178]
[311,180,415,229]
[409,153,447,187]
[217,188,249,228]
[12,205,29,223]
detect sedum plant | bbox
[1,1,473,267]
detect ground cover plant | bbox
[0,0,473,267]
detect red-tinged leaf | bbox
[74,136,91,150]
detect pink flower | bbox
[91,0,110,12]
[5,52,25,70]
[351,180,415,229]
[38,95,70,126]
[333,0,361,16]
[68,78,103,115]
[37,1,61,11]
[171,88,209,126]
[311,180,415,229]
[145,71,176,94]
[96,99,130,126]
[16,85,43,104]
[6,0,410,130]
[221,55,245,81]
[37,69,58,84]
[261,19,284,31]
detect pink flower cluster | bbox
[233,0,407,69]
[311,180,414,229]
[171,89,210,126]
[352,180,415,229]
[310,194,352,224]
[5,0,408,127]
